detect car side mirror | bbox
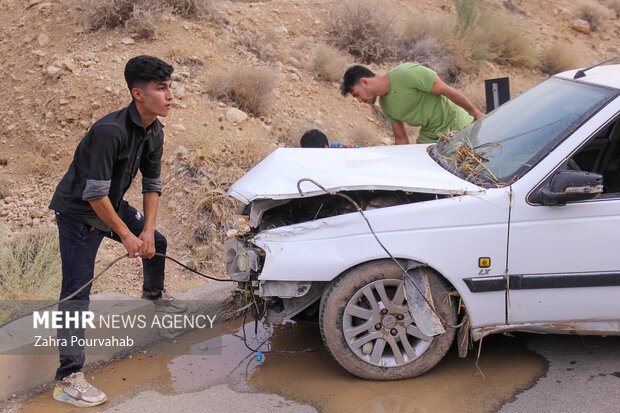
[539,170,603,206]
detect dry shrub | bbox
[165,0,222,20]
[455,0,537,68]
[401,1,536,73]
[177,124,271,269]
[310,43,349,82]
[327,0,399,63]
[125,4,159,39]
[29,153,52,176]
[234,26,277,60]
[81,0,224,38]
[538,42,578,75]
[207,67,277,116]
[401,13,471,78]
[573,0,610,31]
[600,0,620,16]
[0,228,61,300]
[399,38,461,83]
[402,13,457,44]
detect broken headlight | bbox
[225,237,261,282]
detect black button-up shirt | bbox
[50,101,164,232]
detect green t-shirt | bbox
[379,63,473,144]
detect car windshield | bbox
[430,78,616,187]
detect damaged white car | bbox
[225,64,620,380]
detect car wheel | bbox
[319,260,457,380]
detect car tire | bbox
[319,260,457,380]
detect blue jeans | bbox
[54,202,167,380]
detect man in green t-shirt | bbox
[341,63,484,144]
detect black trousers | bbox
[54,202,167,380]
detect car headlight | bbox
[224,238,261,282]
[236,253,249,272]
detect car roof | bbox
[555,64,620,90]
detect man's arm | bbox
[429,76,485,120]
[138,192,159,259]
[392,121,410,145]
[89,197,143,257]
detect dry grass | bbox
[454,0,537,68]
[310,43,350,82]
[401,12,472,78]
[28,153,52,176]
[327,0,399,63]
[234,26,277,60]
[401,0,536,74]
[436,132,505,187]
[80,0,224,39]
[399,37,461,83]
[0,228,61,300]
[538,42,578,75]
[177,122,271,270]
[600,0,620,16]
[573,0,611,31]
[125,4,159,39]
[206,66,277,116]
[165,0,222,20]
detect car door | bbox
[507,106,620,326]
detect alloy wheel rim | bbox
[343,279,433,367]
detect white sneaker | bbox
[53,371,107,407]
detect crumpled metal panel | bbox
[403,264,446,337]
[227,144,483,203]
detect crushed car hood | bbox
[227,144,483,203]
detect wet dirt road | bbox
[16,318,549,413]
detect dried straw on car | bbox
[435,131,506,188]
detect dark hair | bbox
[124,55,174,92]
[300,129,329,148]
[341,65,376,96]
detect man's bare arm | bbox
[429,76,485,120]
[392,121,410,145]
[89,197,142,257]
[139,192,160,259]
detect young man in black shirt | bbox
[49,55,185,407]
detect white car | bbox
[225,64,620,380]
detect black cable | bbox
[297,178,464,330]
[0,249,315,356]
[240,308,316,354]
[154,253,236,283]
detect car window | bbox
[431,78,617,187]
[568,116,620,195]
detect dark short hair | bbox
[124,55,174,92]
[300,129,329,148]
[341,65,376,96]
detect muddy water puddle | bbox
[19,319,546,413]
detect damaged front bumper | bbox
[224,235,326,323]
